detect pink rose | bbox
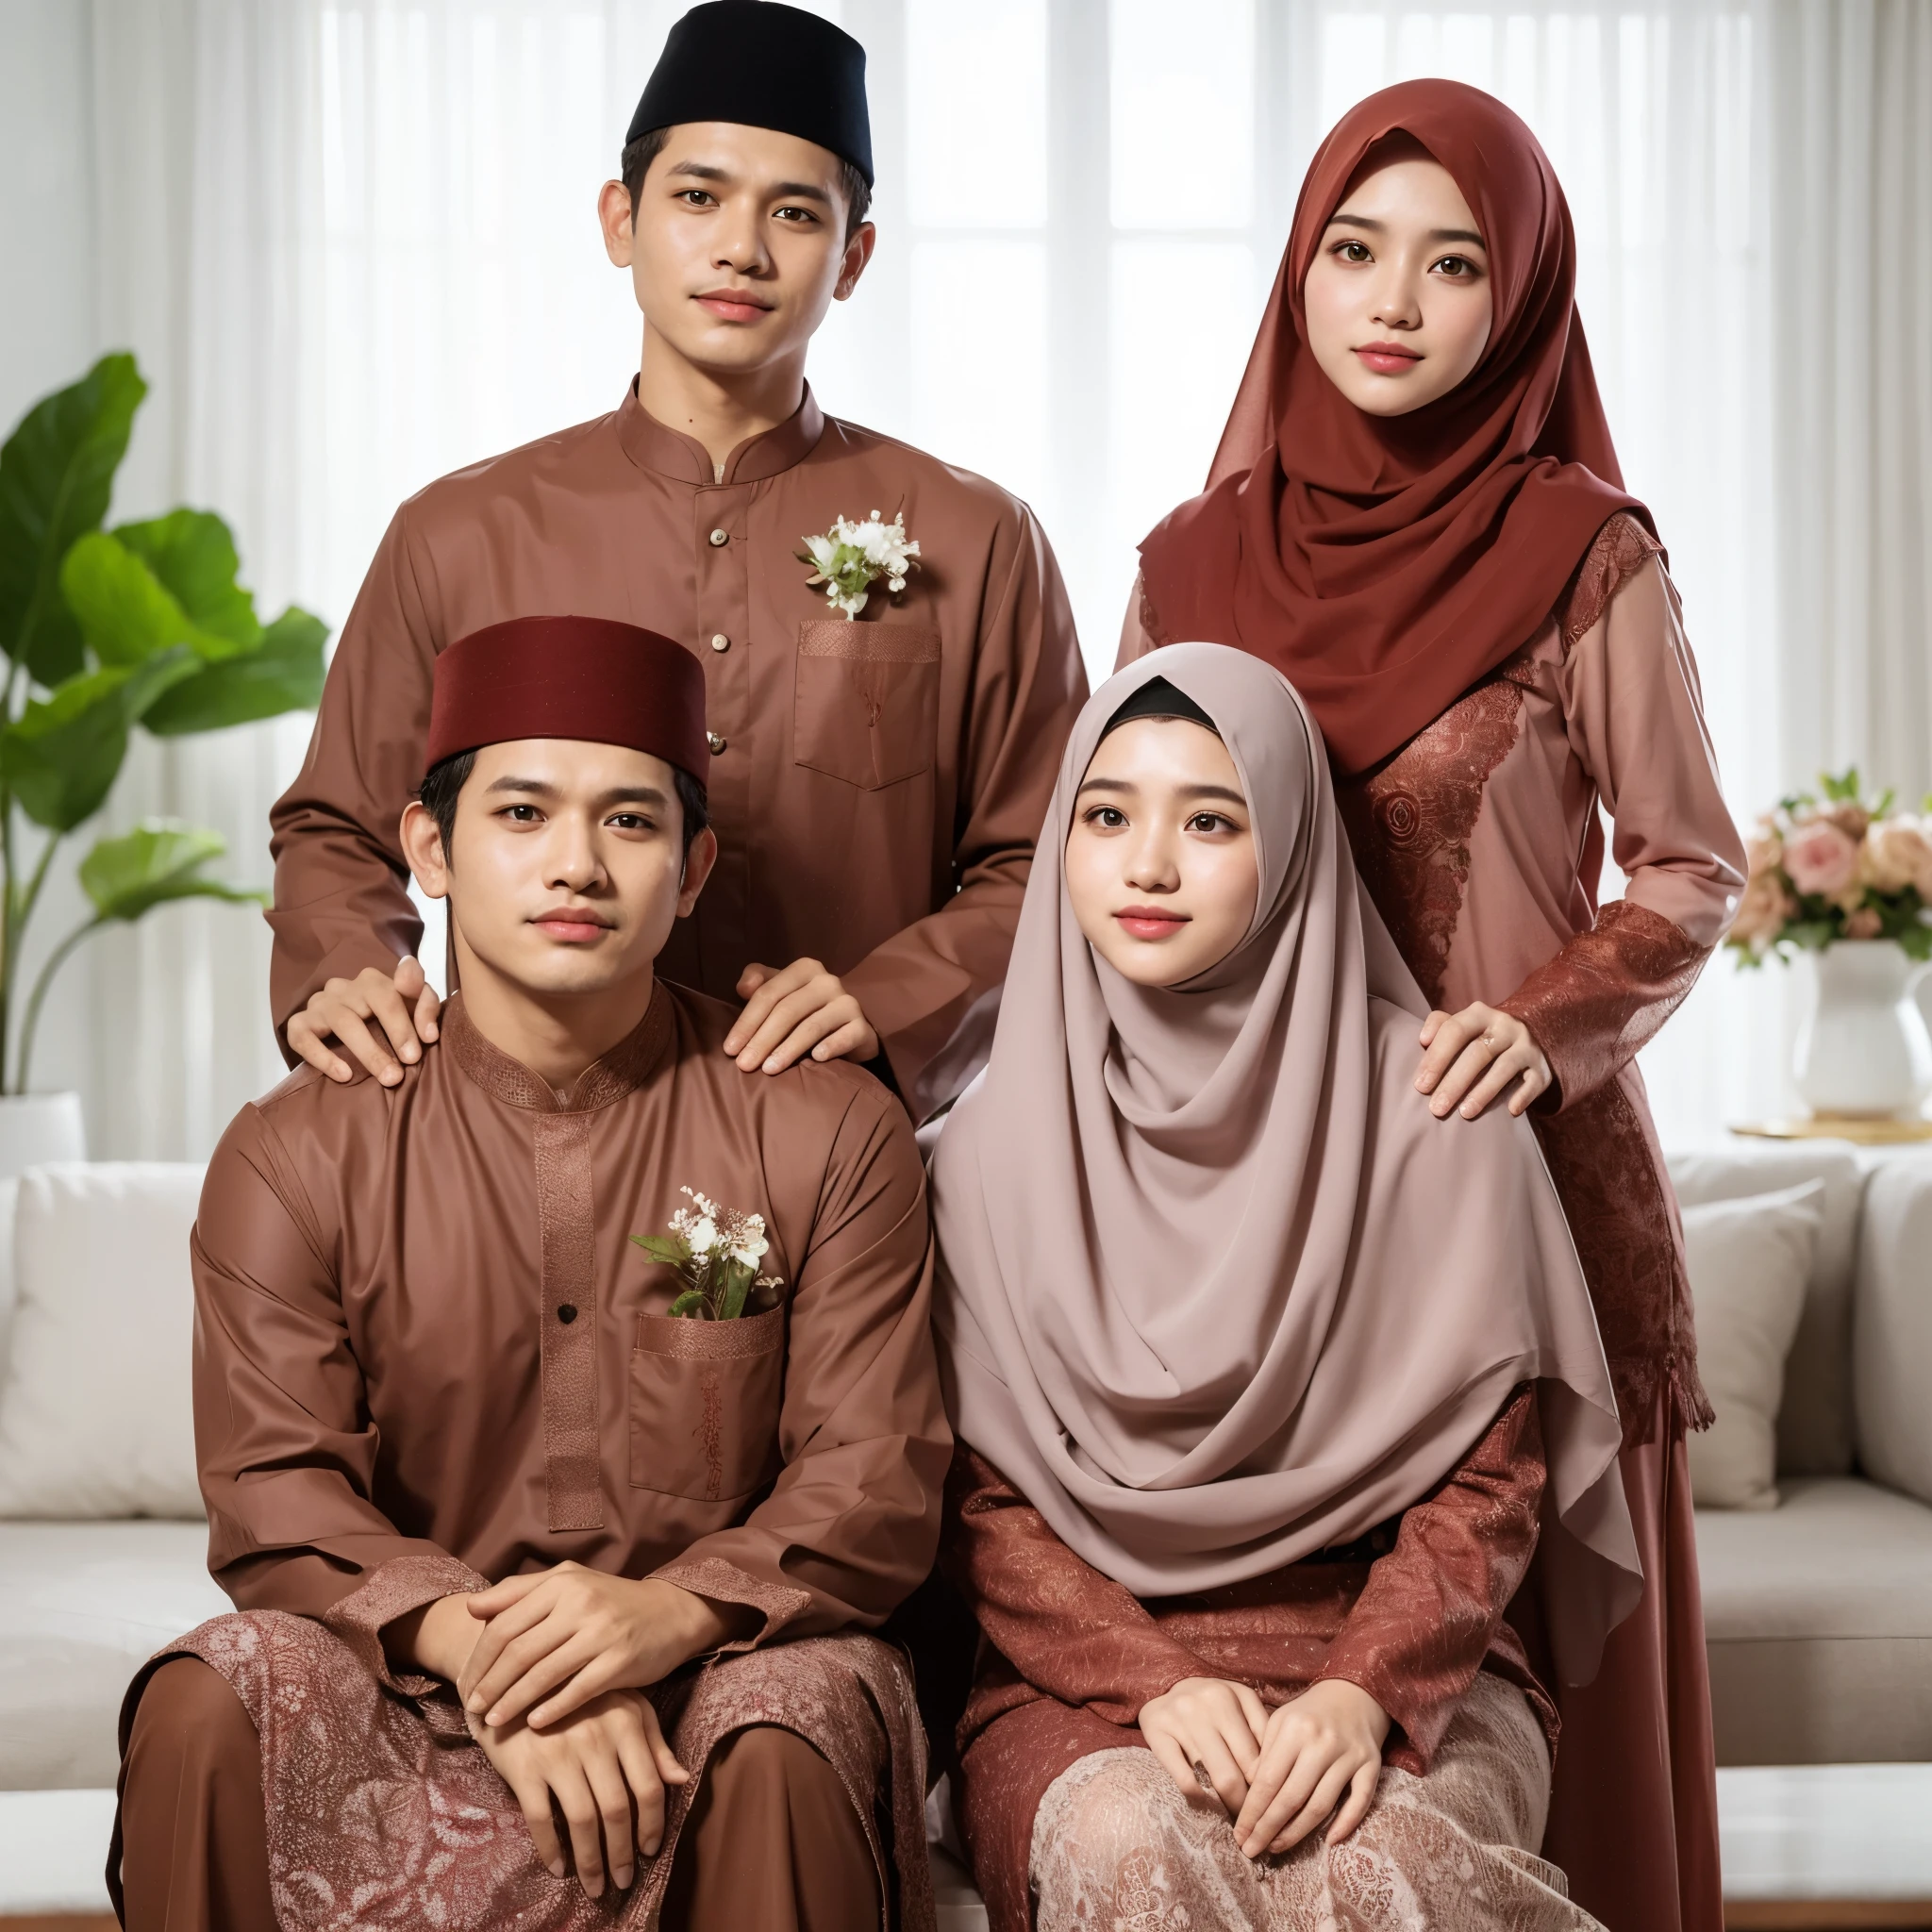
[1729,869,1795,948]
[1823,802,1872,841]
[1844,907,1884,939]
[1861,816,1932,896]
[1782,818,1860,897]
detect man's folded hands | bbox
[390,1565,755,1897]
[458,1562,753,1729]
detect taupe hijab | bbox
[931,644,1640,1683]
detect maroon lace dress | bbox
[1124,512,1748,1932]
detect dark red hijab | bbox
[1137,80,1647,775]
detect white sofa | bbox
[1671,1144,1932,1774]
[1,1148,1929,1924]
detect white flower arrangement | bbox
[798,509,921,619]
[630,1186,784,1320]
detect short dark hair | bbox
[621,125,873,237]
[417,747,710,860]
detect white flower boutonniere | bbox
[797,509,921,619]
[630,1187,785,1320]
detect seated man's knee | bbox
[702,1723,864,1836]
[665,1724,878,1931]
[709,1724,832,1798]
[126,1657,258,1782]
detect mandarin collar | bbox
[617,378,825,486]
[445,984,674,1113]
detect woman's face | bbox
[1065,718,1259,989]
[1303,152,1493,416]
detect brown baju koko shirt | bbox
[269,383,1089,1109]
[193,979,948,1640]
[163,979,950,1927]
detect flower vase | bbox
[1792,941,1932,1121]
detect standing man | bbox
[273,0,1086,1114]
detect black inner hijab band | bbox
[1100,675,1220,740]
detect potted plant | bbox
[1729,770,1932,1119]
[0,353,327,1171]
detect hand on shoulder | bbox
[724,958,879,1074]
[1415,1001,1552,1120]
[287,956,441,1086]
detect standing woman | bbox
[1127,81,1744,1932]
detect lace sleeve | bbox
[1500,898,1709,1111]
[1316,1388,1545,1771]
[942,1445,1207,1724]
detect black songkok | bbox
[626,2,874,186]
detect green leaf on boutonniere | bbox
[630,1232,692,1269]
[667,1287,711,1319]
[718,1258,752,1322]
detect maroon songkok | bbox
[424,616,709,785]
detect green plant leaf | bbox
[0,353,146,684]
[719,1258,752,1321]
[111,509,258,651]
[142,607,328,736]
[59,530,249,669]
[76,820,263,921]
[668,1288,712,1319]
[0,647,196,829]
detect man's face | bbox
[403,740,715,1003]
[598,122,874,381]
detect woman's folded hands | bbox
[1138,1674,1391,1858]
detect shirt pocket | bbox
[628,1305,785,1503]
[794,620,942,790]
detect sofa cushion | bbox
[1853,1156,1932,1507]
[0,1520,227,1790]
[1681,1183,1821,1510]
[0,1162,204,1519]
[1695,1476,1932,1765]
[1666,1144,1865,1475]
[0,1175,17,1353]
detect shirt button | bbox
[556,1304,578,1324]
[708,527,729,547]
[708,732,726,754]
[709,633,730,652]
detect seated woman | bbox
[929,643,1641,1931]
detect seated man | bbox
[114,616,950,1932]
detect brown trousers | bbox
[117,1656,880,1932]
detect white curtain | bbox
[22,0,1930,1156]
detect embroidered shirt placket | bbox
[534,1108,603,1531]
